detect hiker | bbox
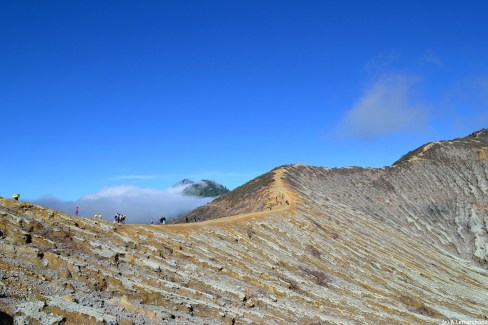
[121,215,126,224]
[185,217,189,223]
[286,200,289,205]
[12,194,20,201]
[162,216,166,225]
[150,217,153,224]
[197,216,201,222]
[75,207,79,216]
[193,216,197,222]
[114,214,118,224]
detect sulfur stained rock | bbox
[59,268,71,279]
[62,295,77,303]
[1,129,488,324]
[13,300,65,325]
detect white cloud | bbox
[34,184,214,224]
[336,74,428,139]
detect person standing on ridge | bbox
[75,207,79,216]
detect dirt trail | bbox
[139,166,297,232]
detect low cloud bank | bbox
[34,183,214,224]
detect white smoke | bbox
[34,183,214,224]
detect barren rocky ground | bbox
[1,129,488,324]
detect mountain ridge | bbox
[1,129,488,323]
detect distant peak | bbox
[174,179,195,186]
[182,179,229,197]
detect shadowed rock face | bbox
[286,129,488,267]
[1,130,488,324]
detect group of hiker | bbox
[264,194,290,210]
[149,215,201,224]
[8,197,132,225]
[150,216,177,224]
[72,207,123,224]
[114,213,126,224]
[185,215,201,223]
[150,216,174,224]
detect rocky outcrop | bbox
[1,129,488,324]
[285,129,488,267]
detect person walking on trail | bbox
[75,207,79,216]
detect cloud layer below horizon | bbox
[34,183,214,224]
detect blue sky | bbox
[1,1,488,205]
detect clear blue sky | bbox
[1,0,488,201]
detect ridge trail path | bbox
[138,166,297,232]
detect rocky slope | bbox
[1,129,488,324]
[183,170,277,222]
